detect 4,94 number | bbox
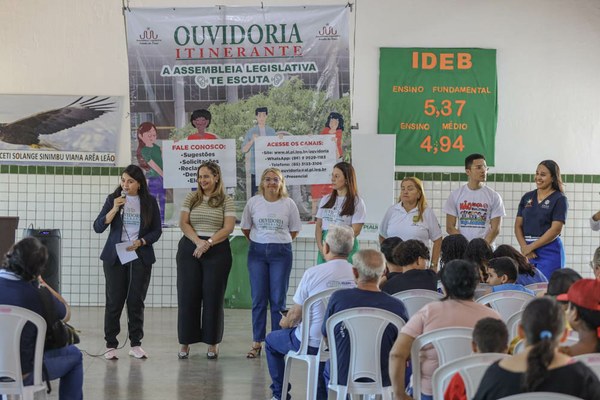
[420,135,464,154]
[424,99,466,118]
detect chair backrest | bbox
[431,353,509,400]
[411,326,474,400]
[326,307,405,393]
[498,392,583,400]
[0,305,47,396]
[296,288,338,356]
[476,290,535,321]
[524,282,548,295]
[506,310,524,341]
[572,353,600,379]
[391,289,443,318]
[514,333,579,354]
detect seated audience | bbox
[321,249,408,390]
[473,297,600,400]
[0,237,83,400]
[381,239,437,294]
[486,257,535,296]
[463,238,493,282]
[379,236,403,287]
[557,279,600,356]
[440,234,468,270]
[265,225,356,400]
[389,260,501,400]
[444,318,509,400]
[492,244,548,285]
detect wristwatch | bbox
[207,238,214,246]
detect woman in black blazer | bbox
[93,164,162,360]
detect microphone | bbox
[120,190,127,217]
[121,190,127,198]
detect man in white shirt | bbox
[590,211,600,231]
[443,153,505,246]
[265,224,356,400]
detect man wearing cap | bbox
[557,279,600,356]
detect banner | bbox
[126,6,351,224]
[0,95,122,165]
[378,48,497,166]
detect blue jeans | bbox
[25,345,83,400]
[265,328,326,400]
[248,241,293,342]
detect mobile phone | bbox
[279,309,289,317]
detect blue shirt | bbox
[515,268,548,286]
[491,283,535,296]
[517,190,568,237]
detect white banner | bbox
[255,135,336,185]
[162,139,236,188]
[0,150,116,164]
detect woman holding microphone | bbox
[315,161,366,264]
[241,167,301,358]
[177,161,236,360]
[515,160,568,279]
[93,164,162,360]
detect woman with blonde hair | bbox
[379,177,442,270]
[176,161,236,360]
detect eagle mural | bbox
[0,96,116,149]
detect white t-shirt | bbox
[292,259,356,347]
[121,195,141,241]
[316,194,367,231]
[443,184,505,243]
[379,203,442,247]
[240,195,302,244]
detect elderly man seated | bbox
[265,224,357,400]
[321,248,409,390]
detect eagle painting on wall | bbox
[0,95,123,152]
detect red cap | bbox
[556,279,600,311]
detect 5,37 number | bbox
[423,99,466,118]
[420,135,465,154]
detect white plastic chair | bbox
[513,332,579,354]
[0,305,47,400]
[431,353,509,400]
[524,282,548,296]
[410,327,474,400]
[391,289,443,318]
[505,310,524,341]
[498,392,583,399]
[476,290,535,321]
[572,353,600,379]
[325,307,406,400]
[280,288,337,400]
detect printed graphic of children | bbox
[242,107,277,196]
[187,109,219,140]
[136,122,166,224]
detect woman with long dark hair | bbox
[314,161,366,264]
[473,297,600,399]
[463,238,493,282]
[176,161,236,360]
[515,160,568,279]
[493,244,547,285]
[93,164,162,360]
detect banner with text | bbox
[162,139,236,188]
[378,48,497,166]
[255,135,336,185]
[126,6,350,224]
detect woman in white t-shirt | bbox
[315,161,366,264]
[379,177,442,270]
[241,167,301,359]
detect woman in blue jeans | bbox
[0,237,83,400]
[241,167,302,358]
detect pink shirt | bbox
[401,299,501,395]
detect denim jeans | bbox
[25,345,83,400]
[265,328,326,400]
[247,241,293,342]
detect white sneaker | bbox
[129,346,148,359]
[104,348,118,360]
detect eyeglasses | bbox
[264,177,280,183]
[589,261,600,270]
[470,165,490,171]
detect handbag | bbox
[38,286,80,349]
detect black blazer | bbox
[93,194,162,266]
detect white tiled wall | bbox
[1,171,598,307]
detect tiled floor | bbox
[46,307,310,400]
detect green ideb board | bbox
[378,48,497,166]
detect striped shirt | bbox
[181,192,236,236]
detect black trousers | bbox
[103,258,152,348]
[176,236,232,345]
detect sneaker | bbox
[129,346,148,359]
[104,348,118,360]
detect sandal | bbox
[207,344,219,360]
[246,343,262,359]
[178,345,190,359]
